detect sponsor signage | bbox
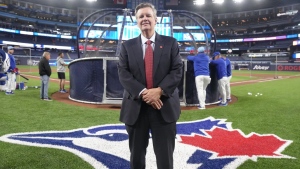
[276,65,300,71]
[252,64,270,70]
[292,40,300,46]
[246,53,289,58]
[277,10,298,16]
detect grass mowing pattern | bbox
[0,66,299,168]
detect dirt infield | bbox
[50,74,288,110]
[21,71,297,110]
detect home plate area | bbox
[0,117,294,169]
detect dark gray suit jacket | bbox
[118,33,183,125]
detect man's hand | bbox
[142,87,163,109]
[150,99,163,110]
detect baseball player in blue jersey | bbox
[222,54,232,102]
[0,49,7,91]
[187,46,211,109]
[210,52,228,106]
[5,46,17,95]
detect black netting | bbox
[69,59,104,102]
[69,58,219,105]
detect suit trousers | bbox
[126,102,176,169]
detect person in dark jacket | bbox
[187,46,211,109]
[39,52,52,101]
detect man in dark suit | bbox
[117,3,183,169]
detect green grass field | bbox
[0,66,299,169]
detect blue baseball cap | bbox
[212,52,221,58]
[197,46,205,53]
[8,46,14,50]
[212,52,221,59]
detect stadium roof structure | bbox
[20,0,300,14]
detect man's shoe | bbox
[60,90,67,93]
[43,97,52,101]
[10,91,14,94]
[218,102,228,106]
[227,98,232,102]
[198,106,206,110]
[5,92,11,95]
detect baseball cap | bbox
[212,52,221,57]
[197,46,205,53]
[8,46,14,50]
[212,52,221,59]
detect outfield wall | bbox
[15,55,300,72]
[231,61,300,71]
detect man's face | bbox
[8,49,14,54]
[216,55,221,60]
[46,54,51,60]
[136,7,157,33]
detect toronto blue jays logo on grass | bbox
[0,117,295,168]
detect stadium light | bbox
[193,0,205,5]
[233,0,244,3]
[86,0,97,2]
[212,0,224,4]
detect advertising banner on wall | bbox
[251,62,271,71]
[231,61,300,71]
[272,64,300,71]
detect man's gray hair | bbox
[42,52,50,57]
[135,3,157,18]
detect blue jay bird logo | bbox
[0,117,294,169]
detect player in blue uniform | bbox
[222,52,232,102]
[0,49,7,91]
[210,52,228,106]
[187,46,211,109]
[5,46,17,95]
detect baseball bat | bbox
[19,74,29,81]
[27,86,40,88]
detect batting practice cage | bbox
[69,8,220,106]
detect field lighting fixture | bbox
[86,0,97,2]
[233,0,244,3]
[212,0,224,4]
[193,0,205,5]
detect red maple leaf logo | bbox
[180,127,288,157]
